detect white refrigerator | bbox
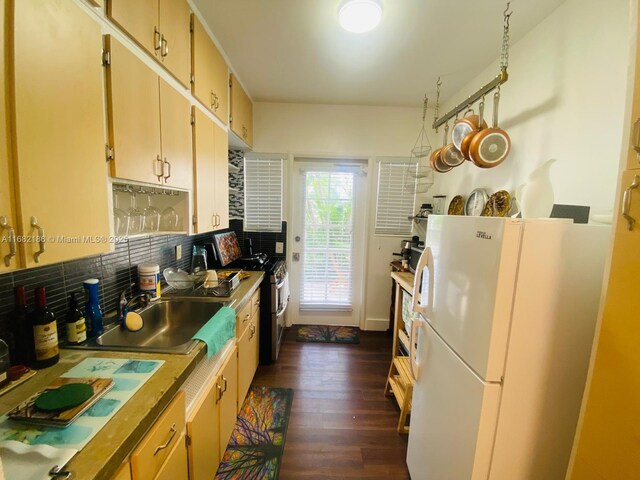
[406,216,609,480]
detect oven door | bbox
[272,272,289,360]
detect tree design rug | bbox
[296,325,360,344]
[215,386,294,479]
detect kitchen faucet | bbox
[119,283,151,322]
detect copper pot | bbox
[468,92,511,168]
[452,107,488,153]
[431,125,452,173]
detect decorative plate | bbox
[481,190,512,217]
[448,195,465,215]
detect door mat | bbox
[215,386,294,480]
[296,325,360,344]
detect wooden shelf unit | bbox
[385,269,416,434]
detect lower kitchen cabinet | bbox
[237,307,259,409]
[112,462,132,480]
[154,433,188,480]
[131,391,186,480]
[185,345,238,480]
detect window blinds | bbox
[375,161,418,236]
[244,156,284,232]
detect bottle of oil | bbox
[9,285,35,366]
[31,287,59,369]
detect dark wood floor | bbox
[252,328,411,479]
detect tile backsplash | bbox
[0,231,217,345]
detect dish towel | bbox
[192,306,236,358]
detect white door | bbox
[407,317,501,480]
[289,160,367,326]
[420,215,521,381]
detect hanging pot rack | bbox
[432,2,513,131]
[432,67,508,130]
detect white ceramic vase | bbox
[517,159,556,219]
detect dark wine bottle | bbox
[65,292,87,344]
[31,287,59,369]
[10,286,35,366]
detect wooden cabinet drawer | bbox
[131,391,185,480]
[250,290,260,317]
[154,433,188,480]
[236,299,252,337]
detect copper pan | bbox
[468,92,511,168]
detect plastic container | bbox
[83,279,104,337]
[139,263,161,299]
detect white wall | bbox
[252,0,632,330]
[428,0,631,216]
[253,103,422,329]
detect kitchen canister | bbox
[138,263,161,299]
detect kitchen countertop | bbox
[0,271,264,480]
[391,270,414,293]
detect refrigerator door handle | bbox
[412,247,434,318]
[410,316,428,381]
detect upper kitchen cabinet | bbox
[229,74,254,147]
[106,36,192,190]
[12,0,111,267]
[191,14,229,125]
[107,0,191,87]
[0,0,17,272]
[192,108,229,233]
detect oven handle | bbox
[274,278,286,289]
[275,294,289,317]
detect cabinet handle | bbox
[254,299,260,307]
[244,313,250,323]
[163,158,171,181]
[633,118,640,156]
[0,216,17,267]
[221,375,228,394]
[210,91,215,110]
[213,94,220,111]
[242,126,248,139]
[216,382,222,404]
[154,27,162,53]
[161,35,169,58]
[249,323,256,339]
[30,216,45,263]
[215,213,221,227]
[211,214,216,229]
[153,423,177,456]
[622,174,640,230]
[155,155,164,181]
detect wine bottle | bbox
[31,287,59,369]
[10,285,35,366]
[65,292,87,345]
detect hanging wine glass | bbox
[113,189,129,236]
[127,188,143,235]
[142,190,160,232]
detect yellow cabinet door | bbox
[158,0,191,88]
[193,108,217,234]
[13,0,110,267]
[186,371,221,480]
[250,312,260,373]
[219,346,238,459]
[107,0,159,56]
[0,0,18,272]
[571,169,640,479]
[106,36,162,185]
[214,122,229,229]
[154,434,188,480]
[191,15,228,124]
[237,325,252,409]
[111,462,132,480]
[230,74,252,146]
[159,79,192,190]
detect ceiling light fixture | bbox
[339,0,383,33]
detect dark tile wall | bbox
[0,231,218,347]
[229,219,287,258]
[228,150,244,220]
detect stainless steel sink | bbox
[67,298,227,354]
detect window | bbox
[375,160,418,236]
[244,154,284,232]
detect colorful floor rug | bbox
[296,325,360,344]
[215,386,294,480]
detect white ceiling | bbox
[193,0,567,108]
